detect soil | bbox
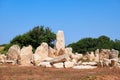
[0,64,120,80]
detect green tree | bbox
[68,38,98,54]
[97,35,113,49]
[4,26,56,53]
[68,35,116,54]
[113,39,120,51]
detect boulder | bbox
[53,62,64,68]
[71,59,77,64]
[82,52,90,61]
[71,53,83,62]
[38,62,52,67]
[35,42,48,57]
[18,45,33,66]
[33,54,42,66]
[49,54,71,64]
[48,47,56,58]
[109,49,119,59]
[110,59,118,67]
[7,45,20,63]
[64,61,74,68]
[65,47,73,55]
[95,49,99,62]
[89,52,95,61]
[82,62,97,66]
[33,42,49,65]
[73,65,97,69]
[0,54,6,63]
[102,58,111,67]
[43,57,54,62]
[99,49,110,60]
[5,60,16,65]
[55,48,65,56]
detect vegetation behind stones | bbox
[68,35,120,56]
[1,26,120,56]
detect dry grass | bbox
[0,64,120,80]
[0,47,4,52]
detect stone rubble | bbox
[1,30,120,69]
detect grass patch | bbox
[80,75,97,80]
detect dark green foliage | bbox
[68,35,120,55]
[3,26,56,54]
[113,39,120,50]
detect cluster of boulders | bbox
[0,30,120,69]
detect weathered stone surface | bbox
[110,59,118,67]
[48,47,56,58]
[82,62,97,66]
[95,49,99,54]
[7,45,20,62]
[55,48,65,56]
[99,49,110,60]
[49,54,71,64]
[5,60,16,65]
[89,52,95,61]
[35,42,48,57]
[73,65,97,69]
[0,54,6,63]
[95,49,99,62]
[55,30,65,56]
[43,57,53,62]
[64,61,74,68]
[99,58,119,67]
[102,58,111,67]
[109,49,119,59]
[18,45,33,66]
[38,62,52,67]
[33,54,42,66]
[82,52,90,61]
[53,62,64,68]
[55,30,65,51]
[71,53,83,62]
[70,53,83,64]
[65,47,73,55]
[33,42,48,65]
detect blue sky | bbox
[0,0,120,45]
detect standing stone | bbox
[7,45,20,63]
[55,30,65,56]
[18,45,33,66]
[0,54,6,63]
[109,49,119,59]
[99,49,110,60]
[33,42,49,65]
[95,49,100,62]
[89,52,95,61]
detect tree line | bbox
[1,26,120,56]
[68,35,120,55]
[1,26,56,53]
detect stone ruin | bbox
[0,30,120,69]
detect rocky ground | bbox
[0,64,120,80]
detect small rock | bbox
[53,62,64,68]
[73,65,97,69]
[64,61,74,68]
